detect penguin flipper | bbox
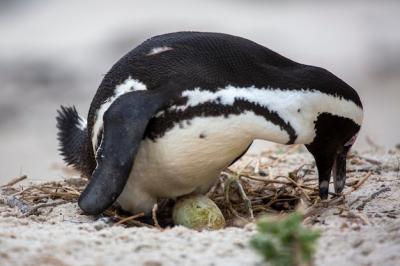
[56,106,93,177]
[78,90,170,215]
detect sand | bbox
[1,0,400,181]
[1,147,399,266]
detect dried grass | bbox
[0,146,380,228]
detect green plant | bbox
[250,213,320,266]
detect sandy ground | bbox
[1,147,399,266]
[1,0,400,181]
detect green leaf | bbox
[250,212,321,266]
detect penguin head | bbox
[78,95,139,215]
[78,90,169,215]
[306,111,362,198]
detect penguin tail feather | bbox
[56,106,92,177]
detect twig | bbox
[244,175,292,185]
[1,175,27,187]
[114,212,145,225]
[206,177,222,198]
[224,166,254,221]
[236,178,254,220]
[355,187,391,210]
[360,156,382,166]
[254,156,261,175]
[224,178,247,222]
[347,167,375,173]
[11,186,36,196]
[289,164,314,181]
[352,172,373,191]
[264,190,284,208]
[244,174,336,196]
[20,200,65,217]
[152,204,161,229]
[104,210,154,228]
[120,219,153,228]
[302,196,345,220]
[281,175,311,201]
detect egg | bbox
[172,195,225,230]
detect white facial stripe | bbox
[115,77,147,93]
[76,115,87,131]
[178,86,363,144]
[146,46,173,56]
[154,110,165,118]
[91,77,147,152]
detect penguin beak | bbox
[332,145,351,194]
[78,121,136,215]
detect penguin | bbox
[56,32,363,216]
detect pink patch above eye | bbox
[345,133,358,146]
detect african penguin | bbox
[56,31,363,216]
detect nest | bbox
[0,145,378,228]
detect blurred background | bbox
[0,0,399,182]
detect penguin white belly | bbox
[117,111,290,213]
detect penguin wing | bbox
[78,89,171,215]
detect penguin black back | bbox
[86,31,362,158]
